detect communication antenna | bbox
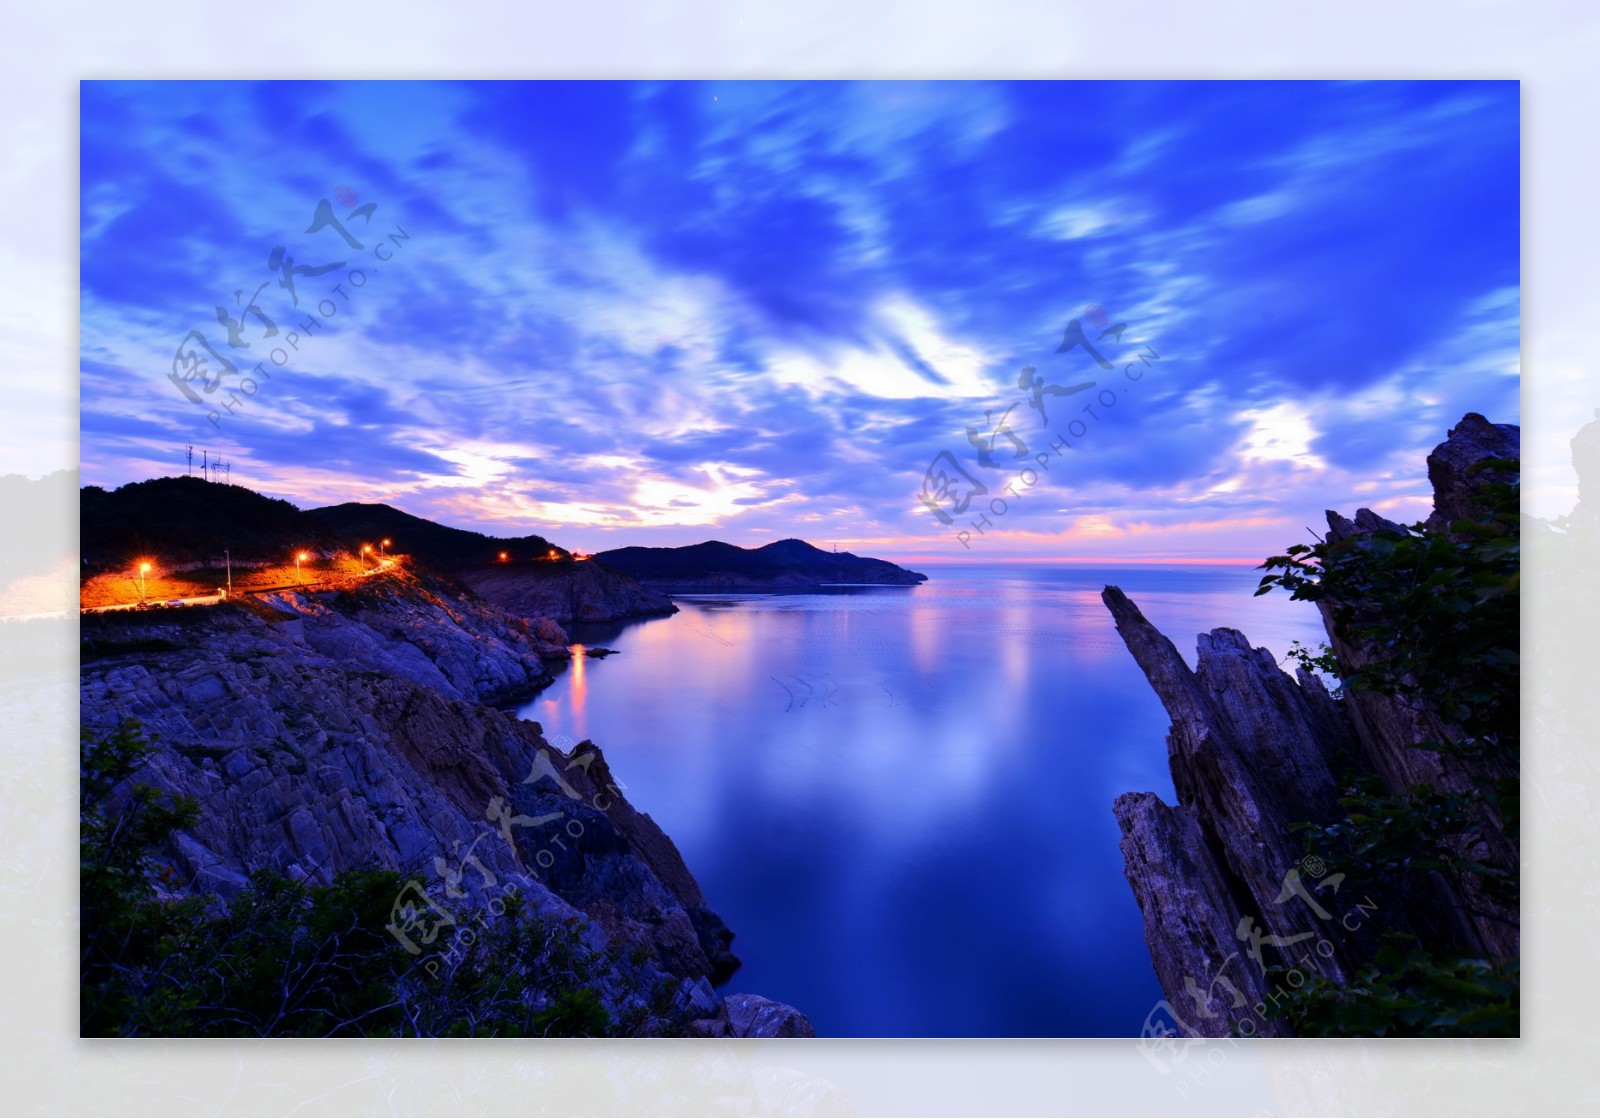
[202,449,208,482]
[186,445,193,476]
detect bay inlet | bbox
[515,562,1328,1037]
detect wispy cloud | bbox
[80,80,1520,562]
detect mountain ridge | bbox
[595,537,927,590]
[308,501,568,571]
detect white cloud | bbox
[764,294,997,401]
[1035,200,1146,241]
[1234,401,1328,469]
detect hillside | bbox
[308,502,568,570]
[79,476,346,570]
[79,480,671,623]
[80,563,809,1036]
[457,560,676,625]
[595,538,927,590]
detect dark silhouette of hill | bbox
[308,502,567,571]
[79,480,917,599]
[80,476,345,571]
[595,538,926,589]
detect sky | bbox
[79,80,1520,564]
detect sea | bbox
[512,562,1329,1037]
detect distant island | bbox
[595,538,928,591]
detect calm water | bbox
[513,563,1327,1037]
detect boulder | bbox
[725,993,816,1038]
[532,616,569,646]
[1424,411,1519,535]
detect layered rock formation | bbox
[1108,414,1519,1037]
[1105,595,1361,1037]
[80,566,805,1036]
[1315,416,1520,963]
[1422,412,1519,535]
[458,559,677,624]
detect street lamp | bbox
[362,544,373,570]
[138,561,151,603]
[548,549,558,561]
[381,538,390,556]
[296,551,308,584]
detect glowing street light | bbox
[138,561,151,603]
[296,550,309,584]
[361,544,373,570]
[498,551,509,562]
[548,549,558,561]
[381,538,391,556]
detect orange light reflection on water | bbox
[567,644,588,740]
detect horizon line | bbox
[84,475,1276,567]
[887,555,1268,567]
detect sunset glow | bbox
[80,81,1517,564]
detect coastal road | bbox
[82,593,225,614]
[79,558,398,614]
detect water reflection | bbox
[567,643,587,739]
[516,565,1326,1036]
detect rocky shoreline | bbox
[458,559,677,625]
[1106,414,1520,1037]
[80,565,809,1037]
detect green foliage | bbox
[1294,773,1517,913]
[1256,459,1519,758]
[80,720,201,1035]
[1284,639,1343,697]
[1255,459,1519,1036]
[1267,936,1518,1037]
[531,987,612,1037]
[80,722,682,1037]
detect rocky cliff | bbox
[458,560,677,625]
[80,565,804,1037]
[1104,593,1360,1037]
[1107,413,1519,1037]
[1313,415,1520,964]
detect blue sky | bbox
[79,80,1519,562]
